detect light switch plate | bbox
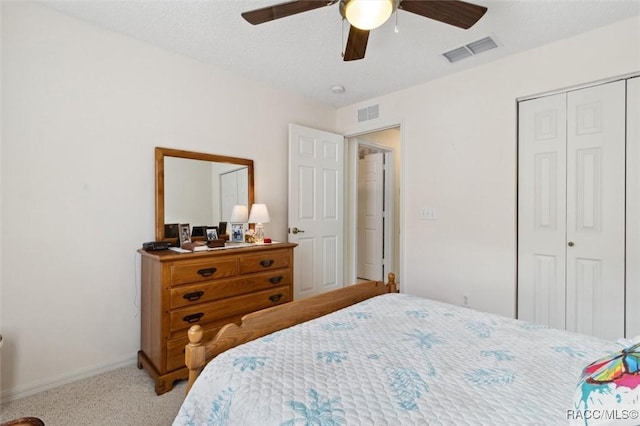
[420,207,438,220]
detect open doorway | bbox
[346,127,401,284]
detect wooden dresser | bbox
[137,242,296,394]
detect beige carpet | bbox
[0,364,186,426]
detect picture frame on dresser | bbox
[179,223,191,246]
[205,227,218,241]
[164,223,179,239]
[191,226,206,238]
[218,222,227,237]
[230,224,244,242]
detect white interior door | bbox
[627,77,640,339]
[357,152,384,281]
[517,93,568,329]
[288,124,344,299]
[565,81,626,340]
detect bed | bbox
[174,274,640,425]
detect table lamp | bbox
[248,204,270,244]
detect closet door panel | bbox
[566,81,626,340]
[517,93,567,328]
[627,77,640,339]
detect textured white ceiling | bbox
[40,0,640,107]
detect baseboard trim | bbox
[1,353,138,404]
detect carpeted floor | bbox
[0,364,186,426]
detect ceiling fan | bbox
[241,0,488,61]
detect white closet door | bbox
[517,93,567,329]
[627,77,640,339]
[565,81,626,340]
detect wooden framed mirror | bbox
[155,147,254,242]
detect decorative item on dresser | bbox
[137,242,297,394]
[229,204,248,243]
[248,203,270,244]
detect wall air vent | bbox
[358,104,380,122]
[443,36,498,63]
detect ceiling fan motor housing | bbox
[339,0,396,30]
[242,0,488,61]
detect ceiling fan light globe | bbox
[345,0,393,30]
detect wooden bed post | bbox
[387,272,397,293]
[185,325,205,394]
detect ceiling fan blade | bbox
[242,1,338,25]
[343,26,370,61]
[398,0,487,29]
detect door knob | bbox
[568,242,575,247]
[291,227,305,234]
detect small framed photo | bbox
[191,226,206,238]
[205,226,219,241]
[230,224,244,243]
[164,223,179,239]
[179,223,191,246]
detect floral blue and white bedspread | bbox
[173,293,627,426]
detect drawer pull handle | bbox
[197,267,217,277]
[260,260,274,268]
[269,276,283,284]
[183,313,204,323]
[269,294,283,302]
[183,291,204,302]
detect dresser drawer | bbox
[169,285,291,332]
[170,269,293,309]
[239,249,291,274]
[170,258,237,286]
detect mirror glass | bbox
[155,147,254,241]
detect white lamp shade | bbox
[229,205,248,223]
[248,204,270,224]
[344,0,393,30]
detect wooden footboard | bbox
[184,273,397,393]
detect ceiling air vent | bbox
[467,36,498,54]
[358,104,380,122]
[443,46,473,63]
[443,36,498,63]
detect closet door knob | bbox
[568,242,575,247]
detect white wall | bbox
[0,1,335,400]
[337,16,640,319]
